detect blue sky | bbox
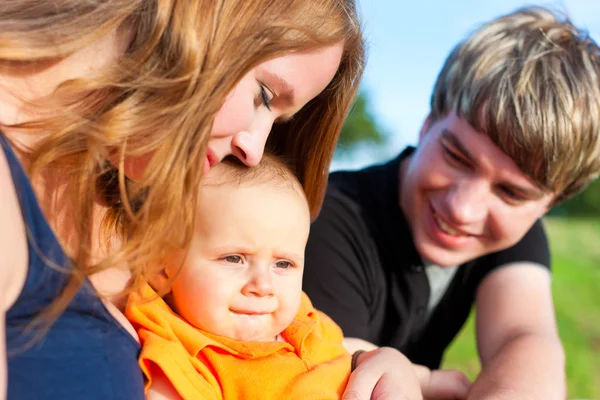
[332,0,600,170]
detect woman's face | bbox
[121,43,343,179]
[205,43,344,172]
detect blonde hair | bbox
[0,0,364,324]
[430,6,600,203]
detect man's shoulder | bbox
[314,151,420,279]
[325,151,408,214]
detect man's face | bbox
[400,113,554,267]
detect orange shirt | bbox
[126,285,351,400]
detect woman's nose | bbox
[230,128,271,167]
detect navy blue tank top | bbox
[1,134,145,399]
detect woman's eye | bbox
[275,260,293,269]
[224,255,243,264]
[259,84,273,111]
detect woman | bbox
[1,1,413,399]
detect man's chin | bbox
[416,240,474,267]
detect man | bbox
[304,7,600,399]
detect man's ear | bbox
[419,114,432,142]
[544,197,557,215]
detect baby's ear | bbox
[148,268,172,294]
[149,252,185,294]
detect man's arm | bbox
[469,263,565,400]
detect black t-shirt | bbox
[303,147,550,369]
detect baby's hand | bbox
[414,365,472,400]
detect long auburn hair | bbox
[0,0,364,324]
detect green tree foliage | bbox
[337,91,386,154]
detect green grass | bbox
[442,217,600,399]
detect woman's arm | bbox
[0,149,29,400]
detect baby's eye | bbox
[275,260,293,269]
[224,255,243,264]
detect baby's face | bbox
[168,180,310,342]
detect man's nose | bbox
[445,179,489,224]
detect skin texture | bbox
[164,178,311,342]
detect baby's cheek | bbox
[173,278,219,318]
[284,291,303,321]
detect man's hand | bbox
[342,339,472,400]
[414,365,472,400]
[343,347,424,400]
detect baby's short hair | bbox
[203,154,305,199]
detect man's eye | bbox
[224,255,243,264]
[500,186,527,203]
[275,260,293,269]
[443,146,469,167]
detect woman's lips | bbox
[203,148,219,173]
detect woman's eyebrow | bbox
[262,70,295,106]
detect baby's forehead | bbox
[202,176,305,202]
[202,158,306,196]
[198,171,311,231]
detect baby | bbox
[126,155,470,400]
